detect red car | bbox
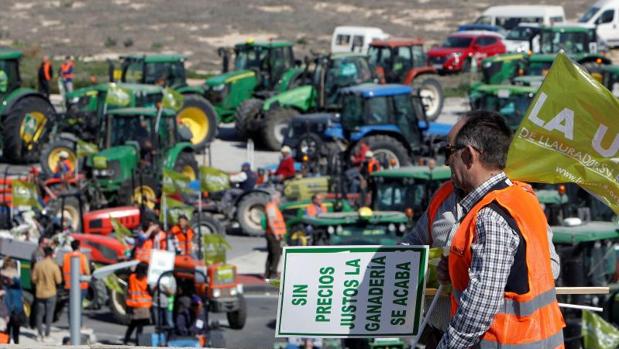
[428,31,505,74]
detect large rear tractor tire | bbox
[227,294,247,330]
[236,191,270,236]
[109,288,130,325]
[118,174,160,209]
[39,138,79,177]
[260,108,298,151]
[235,98,263,140]
[191,212,225,236]
[173,152,199,181]
[47,195,86,231]
[413,77,444,121]
[177,95,218,150]
[86,278,109,310]
[3,95,56,163]
[360,135,412,168]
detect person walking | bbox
[59,56,75,93]
[123,263,152,345]
[37,56,53,97]
[264,192,286,279]
[2,263,23,344]
[31,246,61,342]
[170,215,194,255]
[62,240,90,326]
[402,113,560,349]
[435,112,565,349]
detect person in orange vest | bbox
[401,113,561,349]
[53,151,74,179]
[434,112,564,348]
[123,263,152,345]
[62,240,90,327]
[59,56,75,93]
[305,194,326,217]
[37,56,53,97]
[135,222,168,262]
[170,215,194,255]
[264,192,286,279]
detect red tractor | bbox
[368,38,444,121]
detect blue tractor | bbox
[282,83,451,173]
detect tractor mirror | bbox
[294,59,303,67]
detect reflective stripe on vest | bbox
[266,202,286,236]
[126,274,152,308]
[426,180,454,245]
[479,329,564,349]
[306,204,327,217]
[61,62,74,80]
[448,182,565,346]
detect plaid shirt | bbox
[437,172,520,349]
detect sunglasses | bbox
[441,144,466,159]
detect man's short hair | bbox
[43,246,54,257]
[71,240,80,251]
[38,236,47,245]
[311,194,321,201]
[178,214,188,221]
[455,111,512,169]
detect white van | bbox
[475,5,566,31]
[579,0,619,47]
[331,26,389,54]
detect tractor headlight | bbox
[399,224,406,233]
[230,288,237,296]
[212,84,225,91]
[388,224,396,232]
[336,225,343,234]
[327,226,334,234]
[212,288,221,298]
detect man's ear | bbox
[462,145,476,168]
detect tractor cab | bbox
[311,53,374,109]
[469,83,537,130]
[230,41,296,89]
[0,49,22,98]
[537,24,599,55]
[600,64,619,97]
[368,39,431,83]
[116,54,187,88]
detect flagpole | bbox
[163,194,168,231]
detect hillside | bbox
[0,0,590,70]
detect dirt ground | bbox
[0,0,590,71]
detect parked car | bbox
[475,5,565,30]
[427,31,506,74]
[457,23,507,37]
[579,0,619,47]
[331,26,389,54]
[504,23,541,52]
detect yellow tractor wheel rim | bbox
[181,165,197,180]
[177,107,209,145]
[24,301,31,317]
[61,205,80,231]
[48,147,77,173]
[132,186,157,209]
[20,111,47,147]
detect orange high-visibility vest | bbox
[135,239,153,262]
[426,180,454,245]
[63,251,89,290]
[171,225,194,255]
[305,203,327,217]
[60,62,74,80]
[265,202,286,237]
[126,273,152,308]
[449,182,565,348]
[43,62,52,81]
[367,159,380,174]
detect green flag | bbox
[76,140,99,157]
[162,87,185,111]
[200,166,230,192]
[162,195,194,225]
[110,216,132,246]
[105,83,131,107]
[12,180,41,208]
[582,309,619,349]
[203,233,231,265]
[505,53,619,213]
[162,168,193,195]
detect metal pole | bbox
[69,255,81,345]
[410,284,444,348]
[198,190,203,259]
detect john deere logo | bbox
[23,114,38,136]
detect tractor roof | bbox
[528,54,556,62]
[122,54,185,63]
[235,40,292,49]
[540,23,594,33]
[370,38,424,48]
[484,53,526,63]
[474,83,537,95]
[94,83,163,94]
[552,221,619,244]
[0,48,22,60]
[302,210,407,226]
[371,165,452,181]
[600,64,619,75]
[340,83,411,97]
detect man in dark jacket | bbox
[37,56,53,97]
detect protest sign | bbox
[147,249,175,286]
[276,246,428,338]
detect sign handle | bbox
[410,284,444,348]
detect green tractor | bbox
[599,64,619,97]
[238,53,375,150]
[468,81,537,131]
[112,54,218,148]
[0,48,56,163]
[480,24,610,85]
[85,107,197,208]
[40,82,171,176]
[300,165,451,246]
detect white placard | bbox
[276,245,428,338]
[147,249,175,286]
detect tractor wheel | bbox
[296,132,324,160]
[47,196,85,231]
[118,175,160,209]
[177,95,218,150]
[260,108,298,151]
[39,138,79,177]
[191,212,225,236]
[361,135,412,168]
[236,191,270,236]
[227,294,247,330]
[86,278,109,310]
[23,291,34,329]
[3,95,55,163]
[109,288,130,325]
[173,152,199,181]
[235,98,263,140]
[413,77,444,121]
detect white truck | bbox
[579,0,619,47]
[330,26,389,54]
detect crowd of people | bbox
[37,55,75,97]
